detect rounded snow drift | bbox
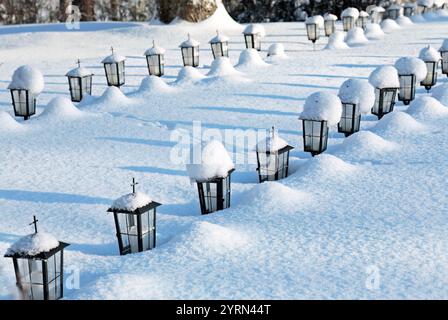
[396,16,413,26]
[364,23,385,40]
[206,57,242,77]
[138,75,174,93]
[175,66,206,85]
[406,96,448,120]
[39,97,83,119]
[236,49,268,69]
[345,27,369,46]
[381,19,401,33]
[99,86,133,105]
[394,57,428,81]
[267,43,286,58]
[432,84,448,107]
[0,111,23,132]
[324,31,349,50]
[372,111,427,138]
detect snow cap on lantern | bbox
[180,34,200,67]
[338,79,375,114]
[6,232,60,257]
[8,65,44,95]
[111,192,153,212]
[243,24,266,37]
[145,41,165,77]
[209,30,229,59]
[256,129,290,153]
[439,39,448,52]
[144,43,166,56]
[395,57,427,81]
[300,92,342,126]
[66,61,94,102]
[324,13,338,21]
[369,66,399,119]
[66,65,93,78]
[267,43,286,57]
[369,66,400,89]
[341,7,360,19]
[243,24,265,51]
[419,45,441,62]
[101,51,126,64]
[323,13,338,36]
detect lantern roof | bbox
[4,232,68,259]
[256,128,292,153]
[8,65,44,95]
[66,66,94,78]
[243,24,266,37]
[324,13,338,21]
[102,52,126,64]
[300,92,342,126]
[341,7,360,19]
[419,45,441,62]
[394,57,427,80]
[338,79,376,114]
[369,66,400,89]
[179,34,200,48]
[145,41,166,56]
[110,191,153,212]
[359,10,370,17]
[305,15,323,26]
[209,31,229,44]
[186,140,235,182]
[370,6,386,13]
[439,39,448,51]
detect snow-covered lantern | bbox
[403,3,416,17]
[187,140,235,215]
[4,216,69,300]
[66,60,93,103]
[368,66,400,119]
[8,65,44,121]
[356,11,370,29]
[324,14,338,37]
[210,30,229,59]
[370,6,386,24]
[243,24,265,51]
[419,45,441,92]
[144,41,165,77]
[255,127,294,183]
[102,47,126,87]
[395,57,427,105]
[337,79,375,137]
[341,8,360,32]
[107,179,161,255]
[439,40,448,77]
[180,34,200,67]
[305,16,321,45]
[299,92,342,156]
[387,4,401,20]
[417,0,432,14]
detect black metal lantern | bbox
[370,8,385,24]
[324,19,336,37]
[418,5,428,14]
[302,119,329,156]
[306,22,320,44]
[102,47,125,87]
[371,87,397,119]
[144,41,165,77]
[440,49,448,77]
[342,16,356,31]
[66,60,93,103]
[243,25,262,51]
[338,103,361,137]
[9,89,36,121]
[107,179,161,256]
[210,30,229,59]
[398,74,416,105]
[420,61,438,92]
[256,128,294,183]
[356,14,369,29]
[387,6,401,20]
[180,34,200,67]
[4,216,69,300]
[403,5,415,17]
[193,169,235,215]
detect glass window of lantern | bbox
[47,251,62,300]
[398,75,416,103]
[147,55,163,76]
[306,24,319,42]
[324,20,335,36]
[421,61,437,87]
[303,120,328,154]
[69,78,81,101]
[339,103,360,135]
[12,90,36,117]
[441,51,448,74]
[141,210,155,251]
[82,76,92,96]
[258,152,278,181]
[117,213,139,254]
[224,175,231,209]
[203,182,218,213]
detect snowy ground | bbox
[1,6,448,299]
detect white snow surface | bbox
[0,111,23,132]
[341,7,360,19]
[338,79,375,114]
[6,232,60,257]
[359,11,370,18]
[111,192,153,211]
[394,57,428,81]
[345,27,369,46]
[364,23,386,40]
[300,92,342,126]
[324,13,338,21]
[138,76,174,94]
[369,66,400,88]
[419,45,442,62]
[381,19,402,33]
[39,97,83,119]
[1,13,448,300]
[267,43,286,57]
[396,16,414,26]
[440,39,448,51]
[324,31,349,50]
[432,84,448,106]
[236,49,268,69]
[8,65,44,95]
[406,96,448,119]
[418,0,435,6]
[175,66,206,84]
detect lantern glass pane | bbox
[141,210,155,251]
[338,103,360,134]
[404,7,413,17]
[343,17,354,31]
[12,90,35,117]
[303,120,328,154]
[398,75,416,102]
[81,76,92,96]
[421,61,437,86]
[105,63,123,86]
[306,24,319,41]
[117,213,139,254]
[211,42,229,59]
[147,54,164,76]
[388,9,399,20]
[324,20,335,36]
[441,51,448,74]
[258,152,278,182]
[47,252,62,300]
[204,182,218,213]
[182,47,199,67]
[69,77,81,101]
[245,34,261,51]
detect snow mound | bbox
[338,79,375,114]
[236,49,269,69]
[324,13,338,21]
[406,96,448,119]
[206,57,242,77]
[8,65,44,95]
[175,66,206,85]
[306,15,324,28]
[6,232,60,257]
[432,84,448,106]
[39,97,83,119]
[187,140,234,181]
[440,39,448,52]
[296,154,358,178]
[372,111,427,137]
[324,31,349,50]
[243,24,265,37]
[334,131,399,160]
[345,27,369,46]
[419,45,441,62]
[138,76,174,93]
[111,192,152,211]
[381,19,401,33]
[364,23,385,40]
[256,128,290,152]
[0,111,23,132]
[411,14,427,23]
[396,16,414,26]
[99,86,132,105]
[341,7,360,19]
[369,66,400,88]
[394,57,428,81]
[300,92,342,126]
[267,43,287,58]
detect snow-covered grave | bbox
[1,2,448,300]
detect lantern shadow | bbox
[68,242,118,257]
[331,63,384,69]
[96,137,177,148]
[233,93,305,101]
[0,22,140,35]
[190,105,297,117]
[119,166,187,177]
[261,81,340,90]
[0,189,111,205]
[288,73,368,80]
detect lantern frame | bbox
[370,11,384,24]
[371,87,397,119]
[398,74,416,105]
[342,16,356,32]
[440,50,448,77]
[387,8,400,20]
[324,20,335,37]
[338,103,361,137]
[403,6,414,17]
[181,46,200,67]
[210,41,229,59]
[418,5,428,14]
[67,74,93,103]
[356,16,369,29]
[306,23,320,43]
[302,119,329,157]
[145,54,164,77]
[195,169,235,215]
[10,89,36,120]
[108,201,161,256]
[103,60,125,88]
[4,242,69,300]
[244,33,262,51]
[256,145,294,183]
[420,60,438,91]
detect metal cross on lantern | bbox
[131,178,139,194]
[29,215,39,234]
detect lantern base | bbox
[403,100,411,106]
[23,116,30,121]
